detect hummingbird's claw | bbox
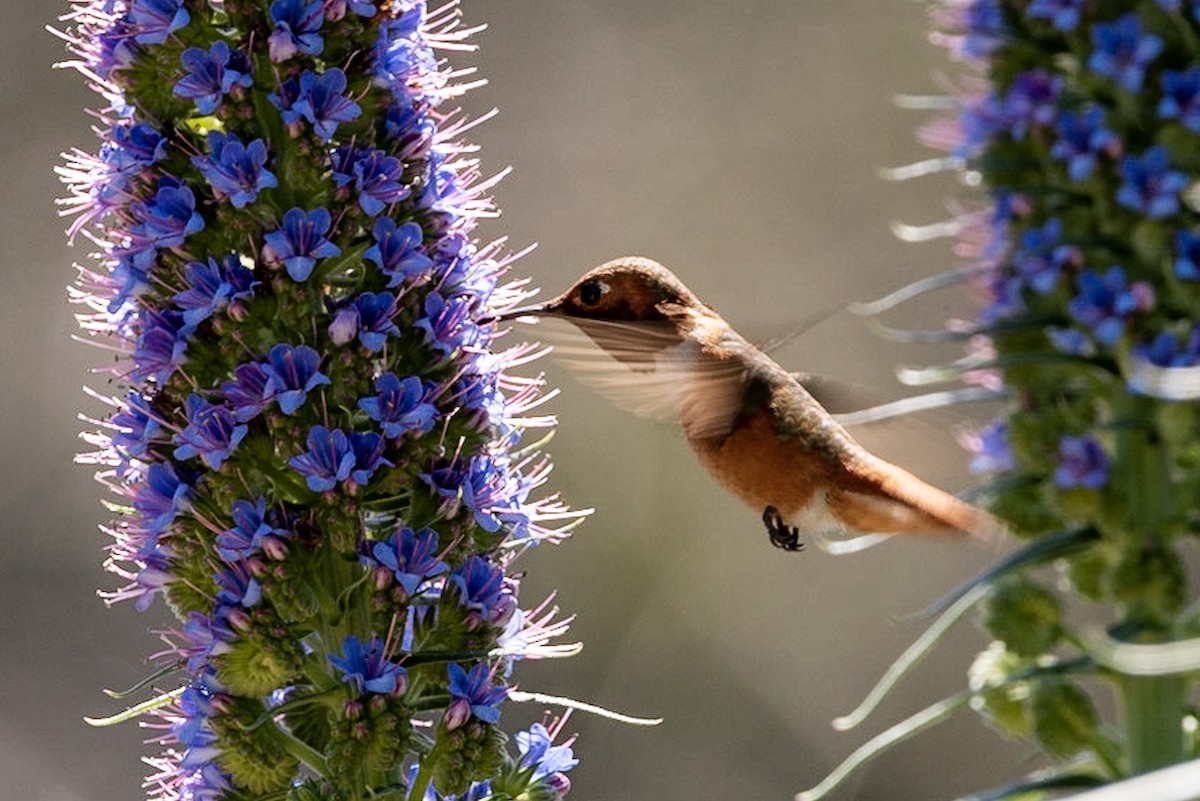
[762,506,804,552]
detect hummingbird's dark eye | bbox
[578,279,605,307]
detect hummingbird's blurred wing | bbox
[527,317,750,440]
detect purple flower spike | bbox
[173,41,253,115]
[329,636,406,696]
[1055,435,1110,489]
[268,0,325,62]
[261,343,331,415]
[368,526,448,595]
[263,207,341,281]
[447,662,507,725]
[129,0,189,45]
[1116,146,1187,219]
[291,69,361,142]
[364,218,433,286]
[193,132,278,209]
[1088,14,1163,94]
[288,425,354,492]
[358,373,439,438]
[173,394,248,470]
[348,430,392,486]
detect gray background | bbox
[3,2,1033,799]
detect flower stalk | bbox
[56,2,586,799]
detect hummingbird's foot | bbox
[762,506,804,552]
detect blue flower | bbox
[131,308,190,384]
[328,636,406,696]
[107,123,167,170]
[1050,106,1120,181]
[333,148,409,216]
[108,250,155,312]
[348,430,392,486]
[415,291,478,356]
[997,70,1063,140]
[1054,435,1110,489]
[449,555,508,622]
[446,663,507,725]
[1068,267,1156,346]
[1134,326,1200,368]
[1047,326,1097,357]
[368,527,449,596]
[111,391,162,465]
[174,394,249,470]
[1012,218,1079,295]
[385,104,435,159]
[1116,146,1187,218]
[288,426,355,492]
[324,0,377,19]
[133,461,191,537]
[261,343,331,415]
[1159,68,1200,132]
[961,0,1006,58]
[192,132,278,209]
[217,497,290,561]
[1027,0,1086,31]
[516,723,579,780]
[214,561,262,608]
[173,255,256,327]
[1173,230,1200,280]
[173,41,252,115]
[373,13,437,99]
[290,69,361,141]
[268,0,325,62]
[263,207,341,281]
[129,0,189,45]
[220,362,272,422]
[967,420,1015,475]
[356,292,400,352]
[461,455,530,537]
[364,218,433,286]
[267,76,301,124]
[131,180,205,249]
[358,373,439,438]
[1087,14,1163,94]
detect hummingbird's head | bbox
[501,256,704,323]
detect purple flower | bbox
[268,0,325,62]
[461,455,530,537]
[290,69,361,141]
[112,391,162,464]
[415,291,477,356]
[348,430,392,486]
[334,149,409,216]
[1068,267,1156,346]
[358,373,439,438]
[173,255,256,327]
[288,425,355,491]
[961,0,1006,58]
[267,76,301,125]
[107,123,167,170]
[192,132,278,209]
[129,0,189,45]
[324,0,377,19]
[173,41,253,115]
[1134,326,1200,368]
[1173,230,1200,281]
[373,13,437,98]
[1087,14,1163,94]
[966,420,1015,475]
[220,362,272,422]
[217,497,290,561]
[517,723,579,780]
[1047,327,1097,357]
[1054,435,1110,489]
[385,103,434,159]
[131,181,205,249]
[997,70,1063,140]
[1012,218,1079,295]
[261,343,331,415]
[131,308,190,384]
[108,250,156,312]
[214,561,262,608]
[368,526,448,595]
[364,218,433,286]
[449,555,510,623]
[328,636,406,696]
[446,663,507,726]
[1116,146,1187,218]
[1050,106,1120,181]
[1159,68,1200,132]
[133,461,191,536]
[263,207,341,281]
[1027,0,1086,31]
[354,292,400,352]
[174,395,249,470]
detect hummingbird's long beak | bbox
[487,299,563,324]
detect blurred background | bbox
[1,1,1036,799]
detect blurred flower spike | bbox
[55,1,592,799]
[805,2,1200,799]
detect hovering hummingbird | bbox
[496,256,1004,550]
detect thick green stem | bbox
[1122,673,1187,775]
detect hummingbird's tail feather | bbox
[829,458,1007,545]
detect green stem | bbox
[1122,673,1187,775]
[405,758,434,801]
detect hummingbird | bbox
[496,256,1004,550]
